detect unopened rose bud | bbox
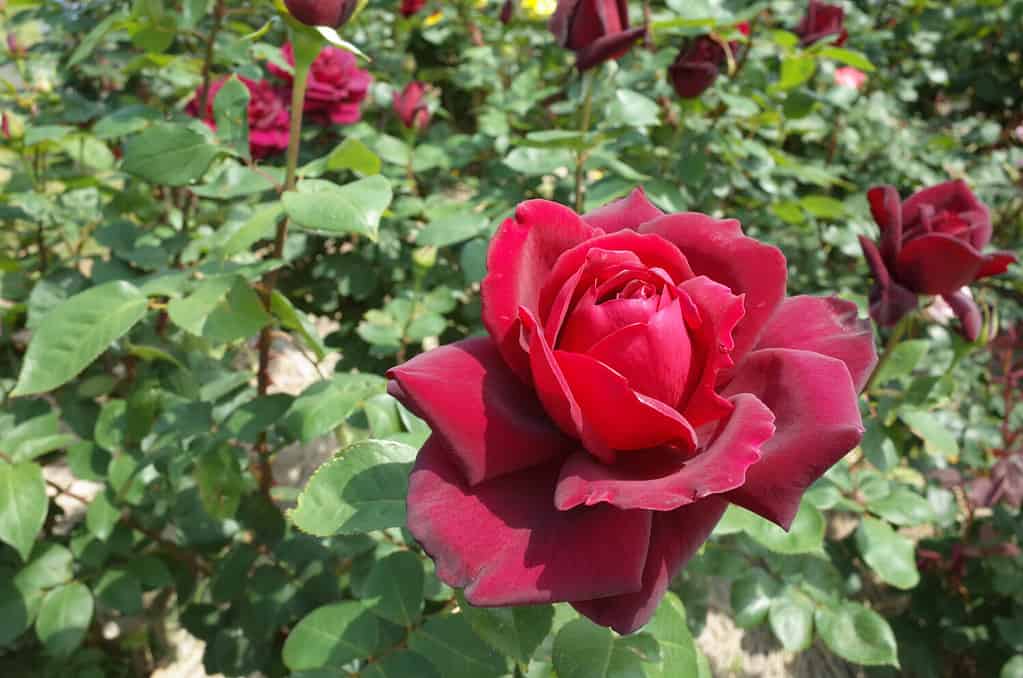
[283,0,358,28]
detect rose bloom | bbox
[860,180,1017,341]
[549,0,647,71]
[283,0,357,27]
[186,76,290,159]
[401,0,427,16]
[393,81,430,131]
[834,66,866,90]
[389,189,876,633]
[269,43,371,126]
[794,0,847,47]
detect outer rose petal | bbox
[942,289,982,342]
[407,436,652,605]
[640,214,786,362]
[572,496,728,634]
[867,185,903,265]
[860,235,918,327]
[482,200,597,378]
[386,337,571,486]
[894,233,984,295]
[748,296,877,393]
[575,26,648,71]
[723,348,864,529]
[581,187,665,233]
[554,393,774,511]
[977,251,1018,279]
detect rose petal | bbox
[482,200,597,378]
[902,180,991,249]
[554,393,773,511]
[894,232,984,295]
[747,296,877,393]
[942,290,982,342]
[575,26,648,71]
[977,251,1018,279]
[586,298,692,406]
[407,436,652,605]
[867,185,903,264]
[557,350,699,454]
[678,276,745,427]
[558,291,661,354]
[387,337,571,486]
[723,348,864,529]
[571,497,727,634]
[640,213,786,362]
[860,236,918,327]
[582,187,665,233]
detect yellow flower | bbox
[523,0,557,19]
[424,10,444,26]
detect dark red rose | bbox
[401,0,427,17]
[500,0,516,24]
[388,189,876,633]
[270,43,371,126]
[186,76,290,159]
[549,0,647,71]
[794,0,847,46]
[283,0,358,27]
[669,36,729,99]
[859,180,1017,340]
[393,81,430,131]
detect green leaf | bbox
[552,617,657,678]
[503,147,573,175]
[870,487,933,526]
[0,462,48,561]
[606,90,660,127]
[85,490,120,541]
[873,339,928,384]
[12,281,148,396]
[282,602,380,671]
[815,602,898,667]
[799,195,846,219]
[288,439,416,536]
[196,445,243,520]
[1003,656,1023,678]
[408,614,507,678]
[775,55,816,91]
[35,583,94,657]
[68,11,126,67]
[817,47,876,72]
[3,412,76,462]
[855,517,919,590]
[213,76,250,160]
[122,123,220,186]
[768,590,814,652]
[219,202,283,257]
[362,651,440,678]
[167,275,270,344]
[283,373,386,442]
[363,551,424,626]
[284,176,393,240]
[899,410,959,458]
[95,569,143,615]
[459,594,554,664]
[731,569,779,628]
[734,502,826,555]
[270,291,328,360]
[645,592,699,678]
[14,544,74,591]
[0,577,37,646]
[327,137,382,175]
[416,211,487,248]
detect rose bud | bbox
[186,77,291,159]
[549,0,647,71]
[834,66,866,89]
[794,0,848,47]
[860,180,1017,341]
[401,0,427,17]
[668,36,728,99]
[389,188,876,633]
[269,43,372,125]
[6,33,25,58]
[393,81,431,131]
[500,0,516,24]
[283,0,358,27]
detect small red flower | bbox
[186,77,290,159]
[270,43,372,126]
[393,82,431,131]
[794,0,848,47]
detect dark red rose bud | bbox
[500,0,515,24]
[284,0,358,27]
[401,0,427,17]
[549,0,647,71]
[6,33,25,58]
[668,36,728,99]
[860,180,1018,340]
[393,81,431,131]
[794,0,847,47]
[1,112,10,139]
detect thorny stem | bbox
[574,70,597,213]
[199,0,228,115]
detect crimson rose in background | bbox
[668,25,748,99]
[794,0,847,47]
[283,0,358,27]
[269,43,371,125]
[860,180,1017,341]
[186,77,290,159]
[393,81,431,131]
[549,0,646,71]
[388,189,876,633]
[401,0,427,17]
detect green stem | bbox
[574,70,597,213]
[864,312,914,394]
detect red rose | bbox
[388,189,876,633]
[549,0,647,71]
[283,0,358,27]
[500,0,515,24]
[269,43,371,126]
[668,36,729,99]
[794,0,847,47]
[860,180,1017,341]
[393,81,430,131]
[186,76,290,159]
[401,0,427,17]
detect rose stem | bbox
[574,69,597,213]
[864,312,915,394]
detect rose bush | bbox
[388,189,877,633]
[860,180,1018,339]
